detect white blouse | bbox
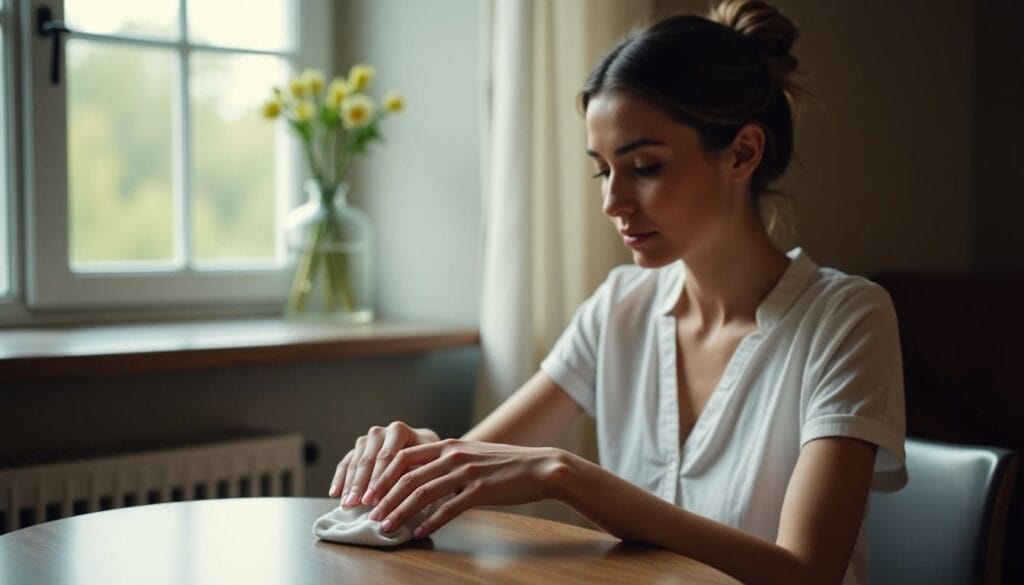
[540,247,907,585]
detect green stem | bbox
[300,136,323,185]
[287,219,327,312]
[323,217,356,311]
[332,127,343,187]
[288,212,357,315]
[334,140,351,185]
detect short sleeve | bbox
[539,279,613,417]
[801,283,908,492]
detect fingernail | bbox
[369,507,381,521]
[343,492,357,507]
[380,518,395,533]
[328,483,336,496]
[413,525,426,539]
[361,488,374,505]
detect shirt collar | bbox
[657,247,818,328]
[657,260,686,316]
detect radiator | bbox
[0,433,304,534]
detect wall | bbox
[334,0,483,325]
[973,0,1024,271]
[0,347,480,499]
[656,0,975,276]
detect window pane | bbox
[65,0,179,40]
[67,40,176,267]
[190,53,285,263]
[0,24,8,296]
[187,0,290,51]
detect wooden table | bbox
[0,497,739,584]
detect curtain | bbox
[476,0,652,522]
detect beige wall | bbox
[334,0,483,325]
[656,0,976,275]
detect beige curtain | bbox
[477,0,651,523]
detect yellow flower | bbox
[326,78,349,108]
[261,98,283,119]
[301,68,325,95]
[288,76,306,98]
[340,94,375,129]
[382,91,405,113]
[294,100,314,123]
[348,64,375,91]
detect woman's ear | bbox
[726,123,765,183]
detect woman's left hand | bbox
[365,439,572,538]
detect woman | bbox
[328,2,906,583]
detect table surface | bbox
[0,497,739,584]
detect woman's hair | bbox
[581,0,804,247]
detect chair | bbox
[867,438,1018,585]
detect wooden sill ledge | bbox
[0,319,480,380]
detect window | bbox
[21,0,330,309]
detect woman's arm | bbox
[556,436,877,585]
[368,435,876,585]
[329,370,581,505]
[462,371,584,445]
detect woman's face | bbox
[585,90,737,268]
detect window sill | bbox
[0,319,480,380]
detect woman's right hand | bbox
[328,421,440,507]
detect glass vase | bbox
[284,180,374,323]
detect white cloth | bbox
[539,247,907,585]
[313,504,430,547]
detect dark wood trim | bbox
[0,320,480,380]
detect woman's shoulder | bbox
[812,266,893,307]
[798,259,897,326]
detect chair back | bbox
[867,438,1018,585]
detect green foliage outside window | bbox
[68,39,279,266]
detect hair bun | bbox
[708,0,798,75]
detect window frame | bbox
[18,0,331,311]
[0,0,14,301]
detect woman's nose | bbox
[602,175,635,218]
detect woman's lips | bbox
[622,231,656,247]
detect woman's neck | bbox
[673,224,790,333]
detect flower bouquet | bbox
[262,64,403,321]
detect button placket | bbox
[657,314,681,503]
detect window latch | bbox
[36,6,73,86]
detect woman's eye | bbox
[633,162,662,177]
[591,163,660,180]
